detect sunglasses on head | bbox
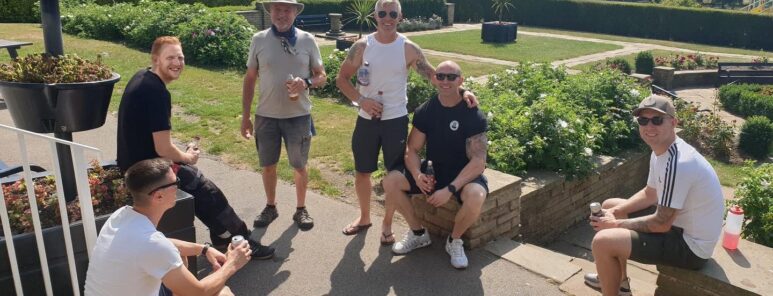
[636,116,666,126]
[435,73,459,81]
[377,11,399,19]
[279,37,297,55]
[148,177,180,195]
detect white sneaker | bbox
[445,237,468,269]
[392,230,431,255]
[583,273,632,296]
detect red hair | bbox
[150,36,181,57]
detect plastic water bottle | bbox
[425,160,435,194]
[357,61,370,86]
[722,205,744,250]
[590,202,603,217]
[371,91,383,122]
[231,235,247,248]
[287,74,299,101]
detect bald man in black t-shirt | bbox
[383,61,489,269]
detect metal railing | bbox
[0,123,101,296]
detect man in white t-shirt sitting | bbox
[85,158,251,296]
[585,95,724,296]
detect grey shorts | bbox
[254,114,311,168]
[351,115,408,173]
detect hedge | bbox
[0,0,39,23]
[718,84,773,120]
[448,0,773,51]
[300,0,445,19]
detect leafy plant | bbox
[604,57,632,74]
[0,161,130,235]
[0,53,113,83]
[491,0,514,23]
[732,163,773,247]
[177,10,255,68]
[654,52,719,71]
[719,84,773,120]
[675,99,737,160]
[345,0,377,39]
[635,51,654,74]
[739,116,773,159]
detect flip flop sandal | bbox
[342,223,372,235]
[380,232,395,246]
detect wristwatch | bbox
[447,184,457,195]
[304,78,313,89]
[200,242,211,256]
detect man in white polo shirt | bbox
[585,95,724,296]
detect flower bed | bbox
[719,84,773,120]
[397,14,443,32]
[655,52,719,71]
[1,161,129,236]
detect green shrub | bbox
[451,0,773,51]
[605,57,632,74]
[0,0,38,23]
[733,163,773,247]
[177,11,254,67]
[719,84,773,120]
[739,116,773,159]
[123,2,208,50]
[406,71,435,112]
[635,51,654,74]
[675,100,737,160]
[0,53,113,83]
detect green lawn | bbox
[520,26,773,58]
[409,29,622,63]
[0,23,353,196]
[572,49,753,73]
[319,45,508,77]
[708,158,747,188]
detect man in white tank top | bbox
[335,0,479,244]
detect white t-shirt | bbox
[85,206,182,296]
[358,33,409,120]
[646,137,724,259]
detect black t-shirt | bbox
[412,95,488,185]
[116,69,172,171]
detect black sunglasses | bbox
[279,37,297,55]
[435,73,459,81]
[148,177,180,195]
[636,116,666,126]
[377,11,399,19]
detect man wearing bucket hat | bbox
[585,95,724,296]
[241,0,327,231]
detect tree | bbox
[491,0,515,23]
[345,0,377,38]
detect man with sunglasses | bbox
[336,0,478,243]
[86,159,251,296]
[241,0,326,231]
[117,36,274,260]
[585,95,724,296]
[382,61,488,269]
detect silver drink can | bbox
[231,235,246,247]
[590,202,603,217]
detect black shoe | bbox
[254,206,278,228]
[210,235,231,251]
[248,240,275,260]
[293,208,314,230]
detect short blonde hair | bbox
[150,36,181,57]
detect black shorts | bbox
[352,115,408,173]
[401,160,489,204]
[629,227,708,270]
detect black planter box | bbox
[0,191,195,296]
[481,22,518,43]
[0,73,120,133]
[336,38,355,51]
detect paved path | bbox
[0,108,564,295]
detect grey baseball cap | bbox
[633,95,676,117]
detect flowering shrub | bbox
[0,161,130,235]
[674,99,736,160]
[602,57,632,74]
[654,52,719,70]
[177,11,254,68]
[474,63,646,177]
[398,14,443,32]
[732,163,773,247]
[0,54,113,83]
[752,56,770,63]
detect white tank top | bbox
[359,33,409,120]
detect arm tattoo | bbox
[619,205,677,233]
[466,133,488,161]
[410,43,434,80]
[345,42,362,65]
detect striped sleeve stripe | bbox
[661,144,679,207]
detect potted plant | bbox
[0,161,196,294]
[337,0,376,51]
[481,0,517,43]
[0,53,120,133]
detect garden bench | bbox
[655,237,772,295]
[0,160,47,183]
[294,14,330,30]
[0,39,32,60]
[717,62,773,85]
